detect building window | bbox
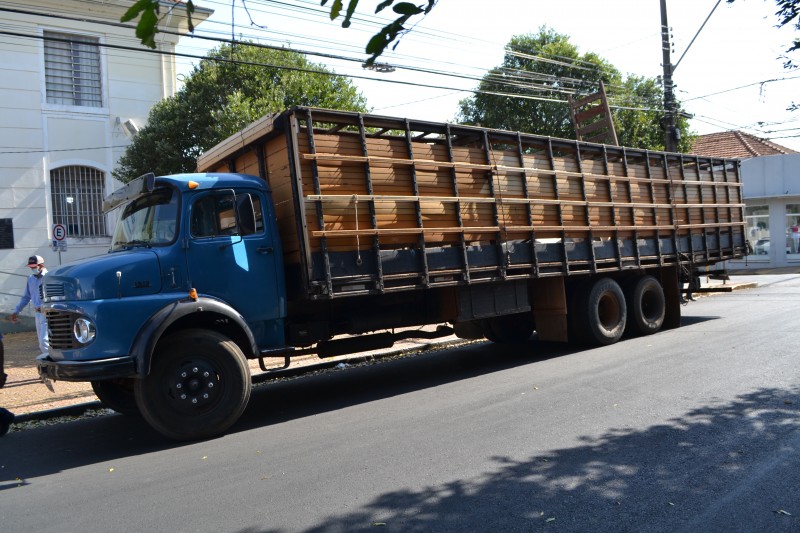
[787,204,800,259]
[746,205,769,258]
[0,219,13,249]
[44,31,102,107]
[50,166,107,238]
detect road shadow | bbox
[679,315,721,327]
[2,334,797,531]
[238,339,573,431]
[0,339,574,483]
[292,386,799,533]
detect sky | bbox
[174,0,800,150]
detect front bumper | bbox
[37,354,137,382]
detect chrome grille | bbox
[45,309,78,350]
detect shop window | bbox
[746,205,769,258]
[787,204,800,258]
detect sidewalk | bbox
[0,275,762,426]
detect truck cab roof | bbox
[104,172,268,213]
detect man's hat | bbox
[27,255,44,268]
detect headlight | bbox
[73,318,96,344]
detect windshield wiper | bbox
[115,239,153,249]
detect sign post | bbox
[51,223,67,264]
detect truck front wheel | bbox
[135,329,251,441]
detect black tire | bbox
[91,379,140,416]
[483,313,535,344]
[624,275,665,336]
[135,329,251,441]
[479,320,499,343]
[571,277,627,346]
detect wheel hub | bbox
[173,361,218,406]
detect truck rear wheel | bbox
[624,275,665,336]
[135,329,251,441]
[571,277,627,346]
[91,379,139,416]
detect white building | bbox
[733,154,800,268]
[691,131,800,271]
[0,1,210,324]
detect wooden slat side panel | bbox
[240,117,745,279]
[264,137,301,256]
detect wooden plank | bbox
[200,107,745,298]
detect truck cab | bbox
[38,172,285,439]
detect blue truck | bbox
[37,108,746,440]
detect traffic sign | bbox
[52,224,67,241]
[52,223,68,252]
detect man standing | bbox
[9,255,48,355]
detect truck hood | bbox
[44,251,163,302]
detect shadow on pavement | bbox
[0,339,572,483]
[289,385,800,533]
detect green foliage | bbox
[113,44,368,182]
[323,0,436,64]
[121,0,195,49]
[123,1,436,64]
[457,28,692,152]
[458,28,618,139]
[614,76,694,152]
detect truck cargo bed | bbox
[198,107,746,299]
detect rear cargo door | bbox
[185,189,284,347]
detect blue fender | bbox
[130,296,258,376]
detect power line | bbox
[0,5,675,115]
[8,1,769,144]
[683,75,800,102]
[0,5,595,100]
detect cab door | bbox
[185,189,284,348]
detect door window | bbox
[190,192,263,238]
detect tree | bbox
[614,75,693,152]
[113,43,368,181]
[457,28,693,152]
[122,0,436,65]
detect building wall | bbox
[0,0,204,320]
[728,154,800,270]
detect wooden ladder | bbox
[568,81,619,146]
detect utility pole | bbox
[660,0,678,152]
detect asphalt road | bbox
[1,275,799,532]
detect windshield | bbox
[111,187,179,251]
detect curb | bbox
[694,282,758,293]
[13,400,104,424]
